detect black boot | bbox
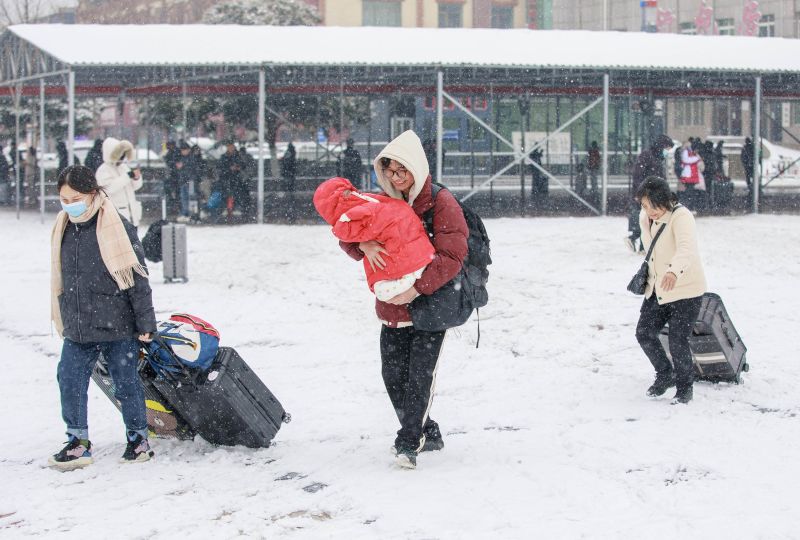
[646,371,676,397]
[671,386,693,405]
[422,424,444,452]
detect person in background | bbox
[626,134,673,252]
[679,139,706,212]
[714,141,725,179]
[217,141,243,219]
[587,141,601,195]
[84,139,104,173]
[174,141,196,222]
[163,140,180,216]
[24,146,39,208]
[95,138,144,227]
[0,144,9,204]
[49,165,156,470]
[634,176,707,405]
[237,145,256,216]
[740,137,755,201]
[57,141,80,175]
[339,138,364,187]
[281,142,297,192]
[339,130,468,470]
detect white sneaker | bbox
[176,215,190,223]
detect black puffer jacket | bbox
[58,215,157,343]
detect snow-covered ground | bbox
[1,209,798,539]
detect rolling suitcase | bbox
[152,347,289,448]
[162,223,188,283]
[659,292,749,383]
[91,353,195,440]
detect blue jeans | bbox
[58,338,148,441]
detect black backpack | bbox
[142,220,169,263]
[415,183,491,345]
[426,183,491,307]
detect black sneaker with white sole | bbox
[120,434,154,463]
[395,449,417,469]
[48,436,93,470]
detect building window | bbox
[758,14,775,37]
[491,5,514,29]
[717,18,734,35]
[674,100,705,126]
[363,1,401,27]
[439,4,463,28]
[792,102,800,125]
[679,21,696,35]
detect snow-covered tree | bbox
[202,0,320,26]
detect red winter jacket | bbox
[314,177,435,290]
[340,176,468,327]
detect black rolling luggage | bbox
[659,292,749,383]
[91,354,195,440]
[152,347,289,448]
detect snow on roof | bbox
[8,23,800,74]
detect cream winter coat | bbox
[373,130,430,205]
[95,138,143,226]
[639,204,707,304]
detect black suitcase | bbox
[659,292,749,383]
[91,354,196,440]
[152,347,289,448]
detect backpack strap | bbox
[422,182,445,236]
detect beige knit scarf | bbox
[50,193,148,336]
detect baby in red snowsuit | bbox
[313,177,435,301]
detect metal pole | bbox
[182,82,188,140]
[602,73,610,216]
[40,78,46,223]
[67,71,75,167]
[603,0,608,31]
[753,76,761,214]
[14,86,21,220]
[436,71,443,183]
[257,68,265,224]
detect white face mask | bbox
[662,149,670,159]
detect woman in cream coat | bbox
[95,138,144,226]
[635,177,707,405]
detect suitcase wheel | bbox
[282,412,292,424]
[742,362,750,373]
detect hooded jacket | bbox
[315,177,434,291]
[340,130,468,327]
[639,204,707,304]
[95,138,144,226]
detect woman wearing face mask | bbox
[49,165,157,470]
[634,177,707,405]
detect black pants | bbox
[627,202,641,246]
[636,294,702,390]
[380,326,445,453]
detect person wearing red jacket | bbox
[339,130,468,470]
[313,176,435,301]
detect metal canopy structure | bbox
[3,24,799,219]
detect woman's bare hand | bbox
[660,272,678,292]
[386,287,419,305]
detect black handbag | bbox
[409,269,474,332]
[627,223,666,295]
